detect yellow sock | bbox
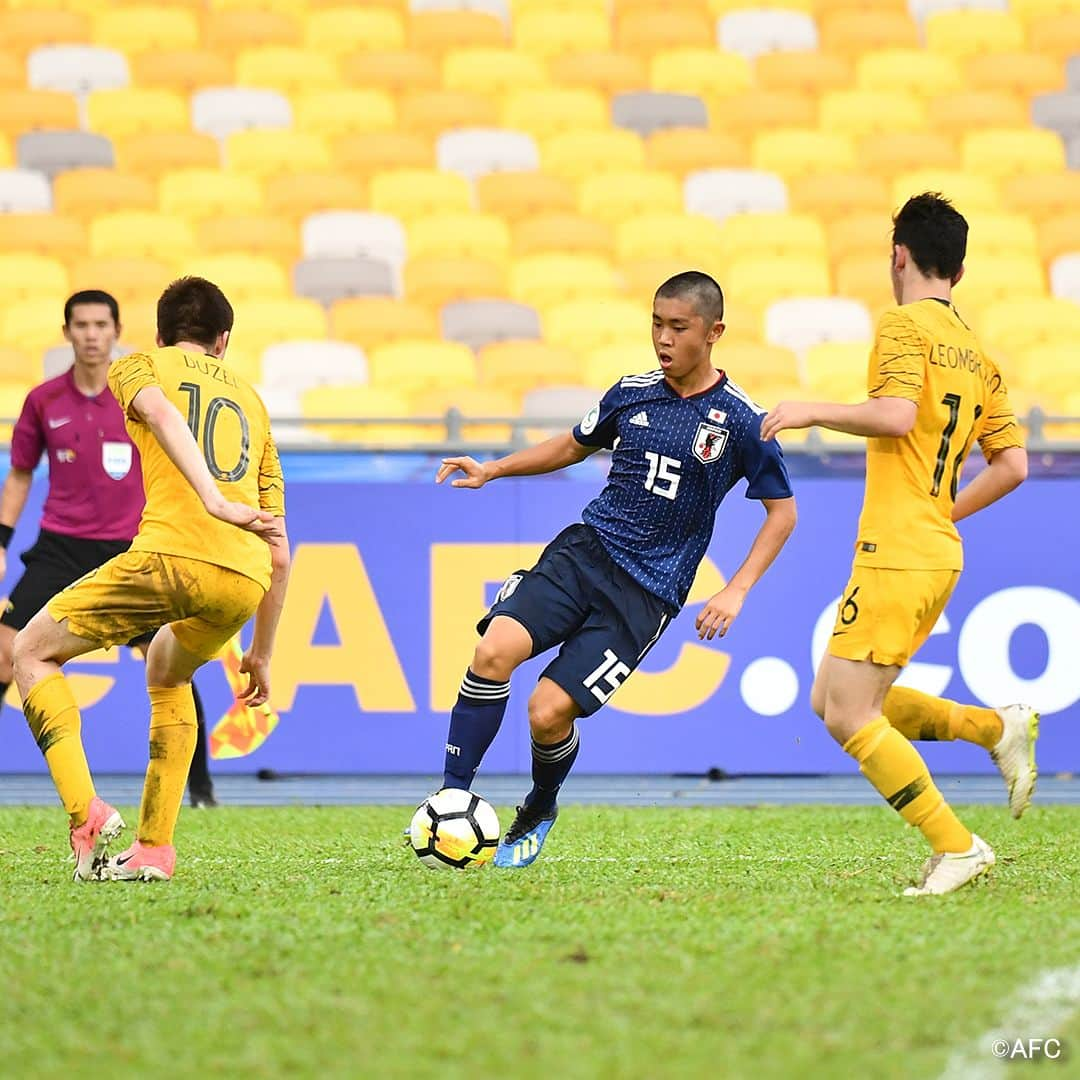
[138,685,197,847]
[844,716,972,854]
[884,686,1003,750]
[23,672,95,828]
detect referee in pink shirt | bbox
[0,290,215,806]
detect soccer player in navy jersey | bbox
[433,272,798,867]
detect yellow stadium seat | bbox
[130,50,235,95]
[819,90,926,137]
[0,346,33,383]
[834,254,894,311]
[1011,345,1080,402]
[334,132,434,178]
[54,169,157,221]
[622,0,714,12]
[821,12,919,54]
[929,91,1028,136]
[616,10,715,57]
[509,253,620,309]
[541,129,645,184]
[159,169,264,221]
[89,211,196,259]
[0,254,68,303]
[0,90,78,137]
[294,90,397,138]
[0,381,34,441]
[410,385,519,443]
[197,215,300,264]
[0,11,89,59]
[0,138,12,169]
[858,132,960,176]
[966,51,1065,97]
[828,213,891,266]
[177,254,289,302]
[891,171,1001,213]
[0,52,22,90]
[330,297,439,351]
[442,48,547,95]
[1004,172,1080,222]
[515,11,612,59]
[962,129,1067,182]
[649,48,753,99]
[708,0,813,11]
[957,257,1046,310]
[226,130,331,178]
[752,129,857,177]
[115,132,221,179]
[1013,0,1080,17]
[715,341,801,387]
[228,297,327,357]
[979,298,1080,357]
[718,92,816,140]
[1037,213,1080,264]
[925,11,1026,59]
[512,213,615,258]
[513,0,608,11]
[549,51,648,97]
[645,128,749,175]
[263,171,367,220]
[804,342,870,399]
[407,213,511,264]
[204,11,301,53]
[398,90,499,140]
[407,11,507,57]
[619,256,704,305]
[369,168,472,222]
[69,255,172,309]
[545,298,646,353]
[300,386,433,447]
[578,170,682,226]
[582,343,659,390]
[789,173,891,223]
[343,50,440,93]
[615,212,724,267]
[305,8,405,56]
[368,339,478,394]
[0,214,86,262]
[963,213,1039,260]
[755,50,852,94]
[1024,13,1080,59]
[854,48,964,97]
[404,256,508,309]
[1,299,69,356]
[719,212,827,264]
[502,88,609,139]
[476,172,577,221]
[477,340,583,394]
[92,8,199,52]
[235,47,340,94]
[87,89,188,139]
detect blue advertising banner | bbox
[2,453,1077,775]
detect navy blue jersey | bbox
[572,368,792,608]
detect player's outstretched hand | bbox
[436,456,490,488]
[696,585,747,641]
[238,649,271,707]
[761,401,817,442]
[208,499,281,543]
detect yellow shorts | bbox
[47,551,265,661]
[826,565,960,668]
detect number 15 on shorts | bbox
[584,649,631,704]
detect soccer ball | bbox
[409,788,500,870]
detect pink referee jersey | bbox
[9,368,144,541]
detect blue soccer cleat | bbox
[494,804,558,868]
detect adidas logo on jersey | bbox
[630,411,650,427]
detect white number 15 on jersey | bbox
[643,452,682,500]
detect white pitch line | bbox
[939,963,1080,1080]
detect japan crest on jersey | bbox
[692,422,729,464]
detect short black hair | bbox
[892,192,968,281]
[654,270,724,324]
[157,276,234,349]
[64,290,119,327]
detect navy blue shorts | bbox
[478,524,677,717]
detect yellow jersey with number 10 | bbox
[108,346,285,590]
[854,298,1023,571]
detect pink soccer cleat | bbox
[70,797,125,882]
[104,840,176,882]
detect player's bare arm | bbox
[0,466,33,581]
[128,385,279,540]
[437,431,597,488]
[696,496,797,640]
[239,522,290,707]
[952,446,1028,523]
[760,397,917,442]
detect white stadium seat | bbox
[684,169,788,223]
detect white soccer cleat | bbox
[990,704,1039,819]
[903,834,995,897]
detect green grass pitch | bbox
[1,805,1078,1079]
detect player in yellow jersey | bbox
[12,277,290,883]
[761,193,1033,896]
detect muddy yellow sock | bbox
[884,686,1003,750]
[844,716,972,854]
[138,685,197,847]
[23,672,95,828]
